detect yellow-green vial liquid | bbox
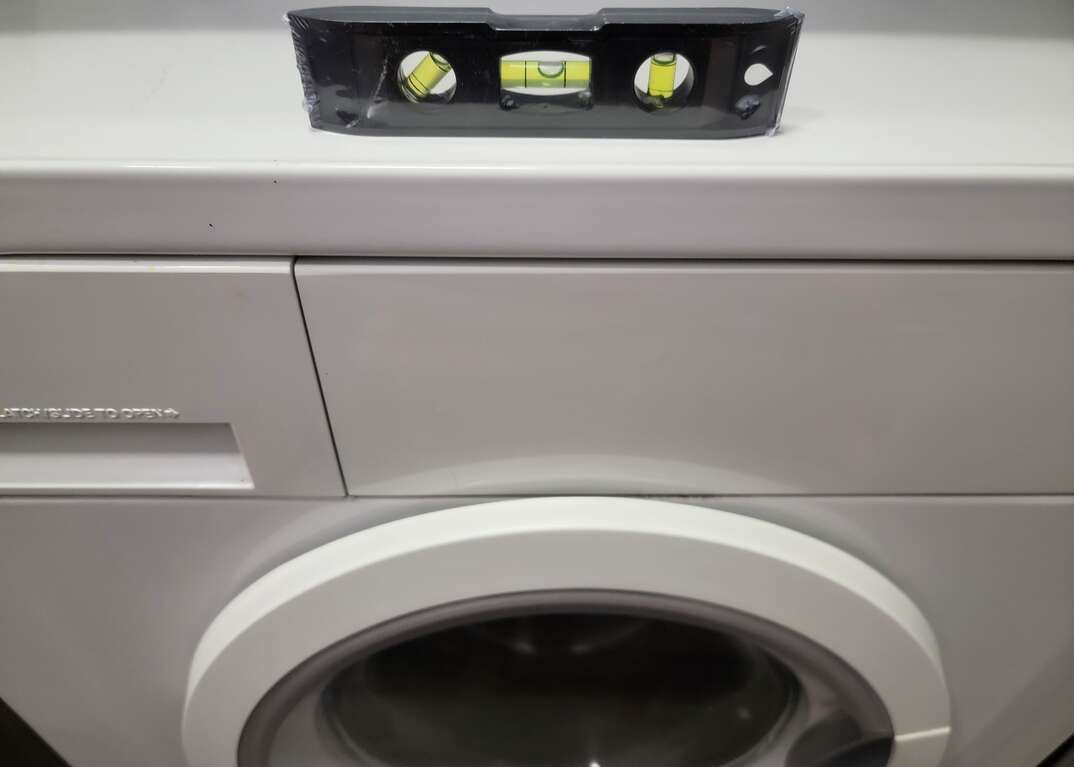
[647,53,678,99]
[403,53,452,100]
[500,59,591,91]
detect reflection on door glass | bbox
[325,611,797,766]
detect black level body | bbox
[288,6,803,139]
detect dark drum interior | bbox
[325,611,798,767]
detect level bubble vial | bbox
[634,52,695,111]
[499,51,592,111]
[398,50,457,104]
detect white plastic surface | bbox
[182,497,950,767]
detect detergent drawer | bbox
[0,258,342,496]
[296,260,1074,496]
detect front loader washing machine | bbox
[1,1,1073,767]
[3,257,1073,767]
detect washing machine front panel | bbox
[182,498,950,767]
[2,496,1071,767]
[296,260,1074,497]
[0,258,343,497]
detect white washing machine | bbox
[0,1,1072,767]
[2,257,1072,767]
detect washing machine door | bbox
[182,498,950,767]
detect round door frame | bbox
[182,497,951,767]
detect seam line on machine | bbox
[291,256,347,495]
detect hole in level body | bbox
[744,62,775,86]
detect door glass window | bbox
[324,611,797,766]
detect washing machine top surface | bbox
[0,0,1070,257]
